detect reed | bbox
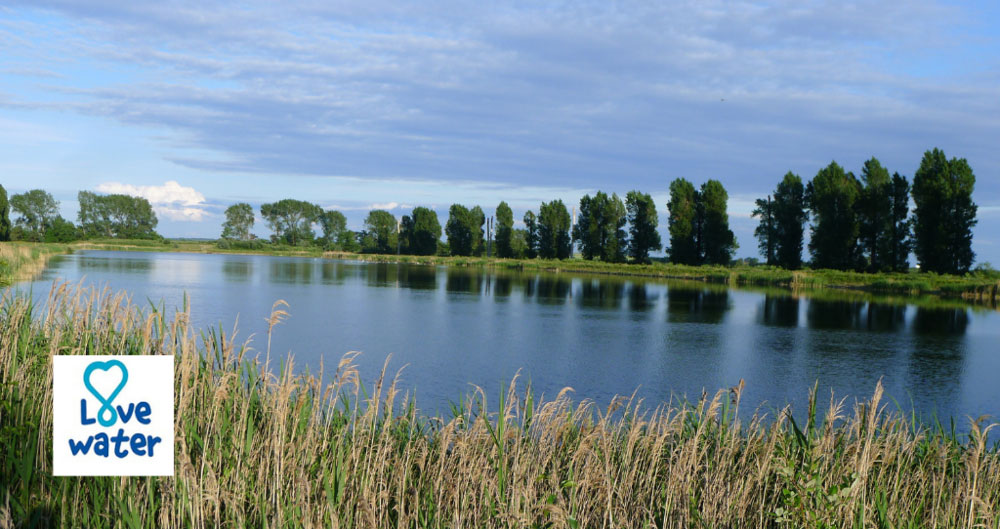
[0,242,68,286]
[1,283,999,528]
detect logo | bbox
[53,355,174,476]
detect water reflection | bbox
[579,280,625,310]
[806,299,866,330]
[222,260,252,282]
[759,295,800,327]
[77,256,153,274]
[530,276,573,305]
[270,259,316,284]
[864,303,907,333]
[627,283,656,311]
[913,307,970,335]
[667,288,730,323]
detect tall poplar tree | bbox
[858,157,892,272]
[888,172,911,272]
[0,184,10,242]
[806,161,862,270]
[537,200,572,259]
[523,210,538,259]
[699,180,736,265]
[667,178,699,265]
[912,148,977,274]
[495,201,514,258]
[625,190,661,263]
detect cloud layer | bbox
[96,180,208,221]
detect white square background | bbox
[53,355,174,476]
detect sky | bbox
[1,1,998,263]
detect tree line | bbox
[0,147,979,276]
[0,187,159,243]
[751,148,978,275]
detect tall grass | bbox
[0,242,68,286]
[1,283,999,527]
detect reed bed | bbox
[1,283,999,528]
[0,242,68,286]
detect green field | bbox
[2,285,998,527]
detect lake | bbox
[23,250,1000,423]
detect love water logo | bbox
[54,355,174,475]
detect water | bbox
[23,250,1000,423]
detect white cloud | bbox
[95,180,208,221]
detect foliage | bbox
[755,172,808,270]
[446,204,480,257]
[319,210,352,250]
[806,161,862,271]
[260,199,322,246]
[494,201,514,258]
[9,189,59,240]
[537,199,572,259]
[400,206,441,256]
[360,209,398,254]
[625,190,661,263]
[698,179,736,265]
[77,191,159,240]
[573,191,626,262]
[912,148,977,274]
[0,184,10,242]
[522,210,538,259]
[753,195,777,265]
[667,178,699,265]
[857,157,893,272]
[220,202,255,241]
[42,216,80,243]
[888,173,911,272]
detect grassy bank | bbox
[0,242,71,286]
[1,285,998,528]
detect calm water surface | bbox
[24,250,1000,422]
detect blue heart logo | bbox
[83,360,128,427]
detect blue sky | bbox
[2,1,998,263]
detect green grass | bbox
[1,284,998,527]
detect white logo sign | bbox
[53,355,174,476]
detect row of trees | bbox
[666,179,738,265]
[751,149,978,274]
[0,187,158,243]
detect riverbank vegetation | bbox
[2,285,998,527]
[0,242,69,286]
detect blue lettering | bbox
[117,403,135,423]
[68,437,93,455]
[147,435,161,456]
[111,428,130,458]
[93,433,109,457]
[80,399,95,425]
[135,402,152,424]
[130,433,147,456]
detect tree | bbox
[319,210,351,249]
[912,148,977,274]
[667,178,699,265]
[772,172,807,270]
[752,196,776,265]
[495,201,515,258]
[221,203,255,241]
[888,172,911,272]
[361,210,397,254]
[573,192,626,262]
[858,157,892,272]
[446,204,478,256]
[537,199,572,259]
[43,216,78,243]
[402,207,441,256]
[0,184,10,242]
[755,172,808,269]
[77,191,158,239]
[699,180,737,265]
[470,206,486,256]
[625,190,661,263]
[510,229,529,259]
[523,210,538,259]
[260,199,322,245]
[806,162,862,270]
[10,189,59,240]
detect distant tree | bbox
[43,216,79,243]
[888,172,911,272]
[523,210,538,259]
[221,203,255,241]
[667,178,699,265]
[573,192,626,262]
[446,204,477,256]
[10,189,59,241]
[752,195,776,265]
[858,157,892,272]
[625,190,661,263]
[260,199,322,245]
[470,206,486,256]
[912,148,977,274]
[0,184,10,242]
[361,210,397,254]
[537,199,572,259]
[76,192,158,240]
[772,172,807,270]
[806,161,862,270]
[495,201,515,258]
[510,228,529,259]
[403,207,441,256]
[319,210,350,249]
[699,180,737,265]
